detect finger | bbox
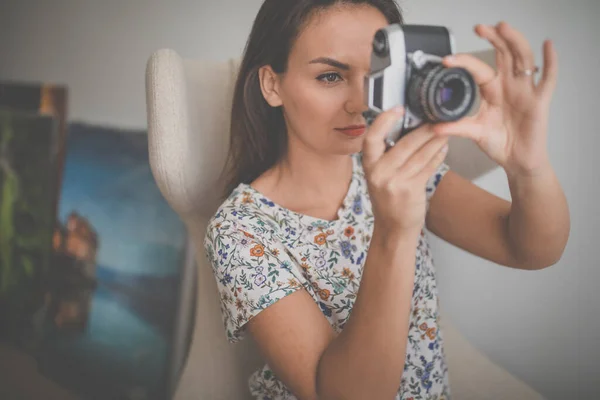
[377,123,438,172]
[496,22,536,77]
[536,39,558,102]
[443,54,496,85]
[474,24,512,75]
[414,141,449,183]
[362,106,405,170]
[398,136,448,179]
[442,53,500,104]
[433,115,484,142]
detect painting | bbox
[33,122,188,400]
[0,81,67,351]
[0,108,62,348]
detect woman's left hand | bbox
[433,21,558,178]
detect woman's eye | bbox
[317,72,342,84]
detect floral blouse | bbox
[204,152,451,399]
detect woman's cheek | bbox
[308,85,345,119]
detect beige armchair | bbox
[145,48,543,400]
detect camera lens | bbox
[407,64,476,123]
[438,79,465,111]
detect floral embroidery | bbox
[204,153,451,399]
[344,226,354,237]
[250,244,265,257]
[314,233,327,246]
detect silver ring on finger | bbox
[514,65,540,77]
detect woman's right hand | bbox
[362,106,449,238]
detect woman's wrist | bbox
[371,223,421,255]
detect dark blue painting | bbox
[35,122,187,400]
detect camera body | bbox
[364,24,478,147]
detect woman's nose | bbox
[344,80,369,115]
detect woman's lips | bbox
[335,125,366,137]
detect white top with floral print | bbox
[204,152,451,399]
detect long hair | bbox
[220,0,404,199]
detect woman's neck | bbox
[251,144,354,219]
[275,153,352,198]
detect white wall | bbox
[1,0,597,398]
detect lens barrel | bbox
[407,64,476,123]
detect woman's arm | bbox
[247,226,420,400]
[426,166,569,271]
[316,226,419,399]
[505,163,570,269]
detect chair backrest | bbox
[144,47,498,399]
[146,49,262,400]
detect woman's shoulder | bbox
[203,184,308,344]
[205,183,279,244]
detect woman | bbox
[204,0,570,398]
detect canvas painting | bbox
[34,122,188,400]
[0,107,61,349]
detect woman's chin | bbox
[331,139,364,155]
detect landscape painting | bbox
[35,122,187,400]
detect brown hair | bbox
[221,0,404,199]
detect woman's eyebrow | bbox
[308,57,350,71]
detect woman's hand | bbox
[362,107,448,237]
[433,22,558,178]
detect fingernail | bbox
[444,56,454,64]
[441,144,449,153]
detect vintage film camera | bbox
[364,24,478,147]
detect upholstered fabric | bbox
[146,50,262,400]
[145,48,542,400]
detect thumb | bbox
[362,106,404,170]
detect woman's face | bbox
[274,4,389,156]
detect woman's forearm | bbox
[316,225,419,400]
[506,163,570,270]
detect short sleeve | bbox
[203,216,307,343]
[426,161,450,209]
